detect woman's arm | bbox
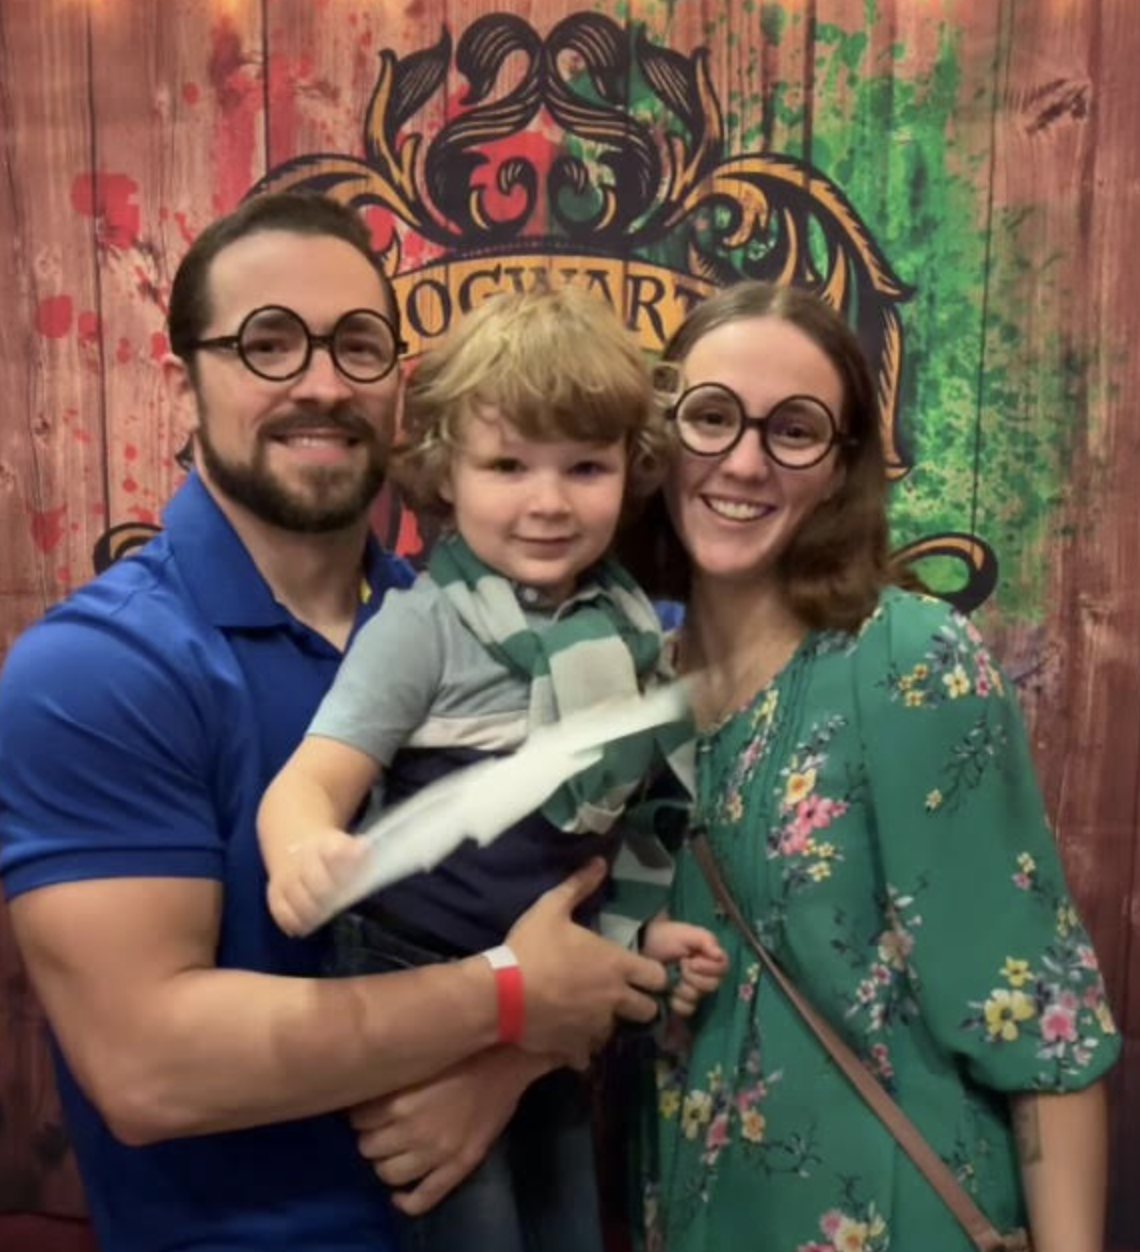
[1012,1080,1109,1252]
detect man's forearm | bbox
[98,958,500,1144]
[1013,1081,1108,1252]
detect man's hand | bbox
[506,859,668,1068]
[265,828,366,937]
[350,1047,554,1215]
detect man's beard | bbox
[196,408,387,534]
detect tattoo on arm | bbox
[1012,1097,1043,1165]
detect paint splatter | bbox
[173,211,195,244]
[35,295,73,339]
[29,505,68,554]
[71,173,141,250]
[77,311,101,344]
[208,18,262,213]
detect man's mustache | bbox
[261,409,378,441]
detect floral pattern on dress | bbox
[880,610,1004,711]
[764,714,856,892]
[962,886,1117,1080]
[798,1197,890,1252]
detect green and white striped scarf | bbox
[429,531,693,945]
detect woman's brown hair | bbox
[621,281,910,632]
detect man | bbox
[0,193,666,1252]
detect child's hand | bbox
[266,827,366,938]
[641,914,729,1018]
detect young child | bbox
[258,287,726,1252]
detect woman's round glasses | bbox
[188,305,406,384]
[667,383,848,469]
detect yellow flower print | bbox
[725,792,744,823]
[808,861,832,882]
[897,675,914,693]
[904,690,926,707]
[943,666,971,699]
[925,789,943,811]
[1096,1002,1117,1035]
[983,988,1036,1040]
[1000,957,1033,988]
[740,1108,766,1143]
[680,1090,712,1139]
[707,1064,724,1094]
[834,1217,870,1252]
[912,663,929,680]
[815,842,837,859]
[1056,904,1078,938]
[658,1088,680,1119]
[1017,852,1036,874]
[784,768,817,807]
[869,1213,887,1238]
[758,688,779,723]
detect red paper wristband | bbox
[482,944,525,1044]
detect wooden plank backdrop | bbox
[0,0,1137,1243]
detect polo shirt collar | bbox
[162,472,384,630]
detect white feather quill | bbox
[311,681,691,928]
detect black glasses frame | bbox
[664,382,856,469]
[188,304,407,384]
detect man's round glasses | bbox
[665,382,851,469]
[188,305,406,384]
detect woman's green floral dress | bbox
[637,590,1119,1252]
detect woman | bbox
[626,282,1119,1252]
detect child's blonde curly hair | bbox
[392,286,667,517]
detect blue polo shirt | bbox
[0,473,412,1252]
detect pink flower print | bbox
[1040,1001,1078,1044]
[870,1042,894,1079]
[705,1111,729,1156]
[1012,872,1032,890]
[974,668,992,698]
[820,1210,845,1239]
[739,980,755,1003]
[1077,945,1100,970]
[795,794,839,832]
[856,979,877,1005]
[1073,1047,1092,1066]
[965,620,983,644]
[817,796,849,823]
[779,820,813,855]
[872,962,892,984]
[1055,990,1079,1013]
[1084,985,1103,1009]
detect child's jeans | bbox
[332,909,607,1252]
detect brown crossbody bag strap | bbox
[690,830,1028,1252]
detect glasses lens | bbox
[237,308,308,380]
[674,386,742,454]
[765,398,837,467]
[332,311,397,382]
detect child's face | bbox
[442,408,628,602]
